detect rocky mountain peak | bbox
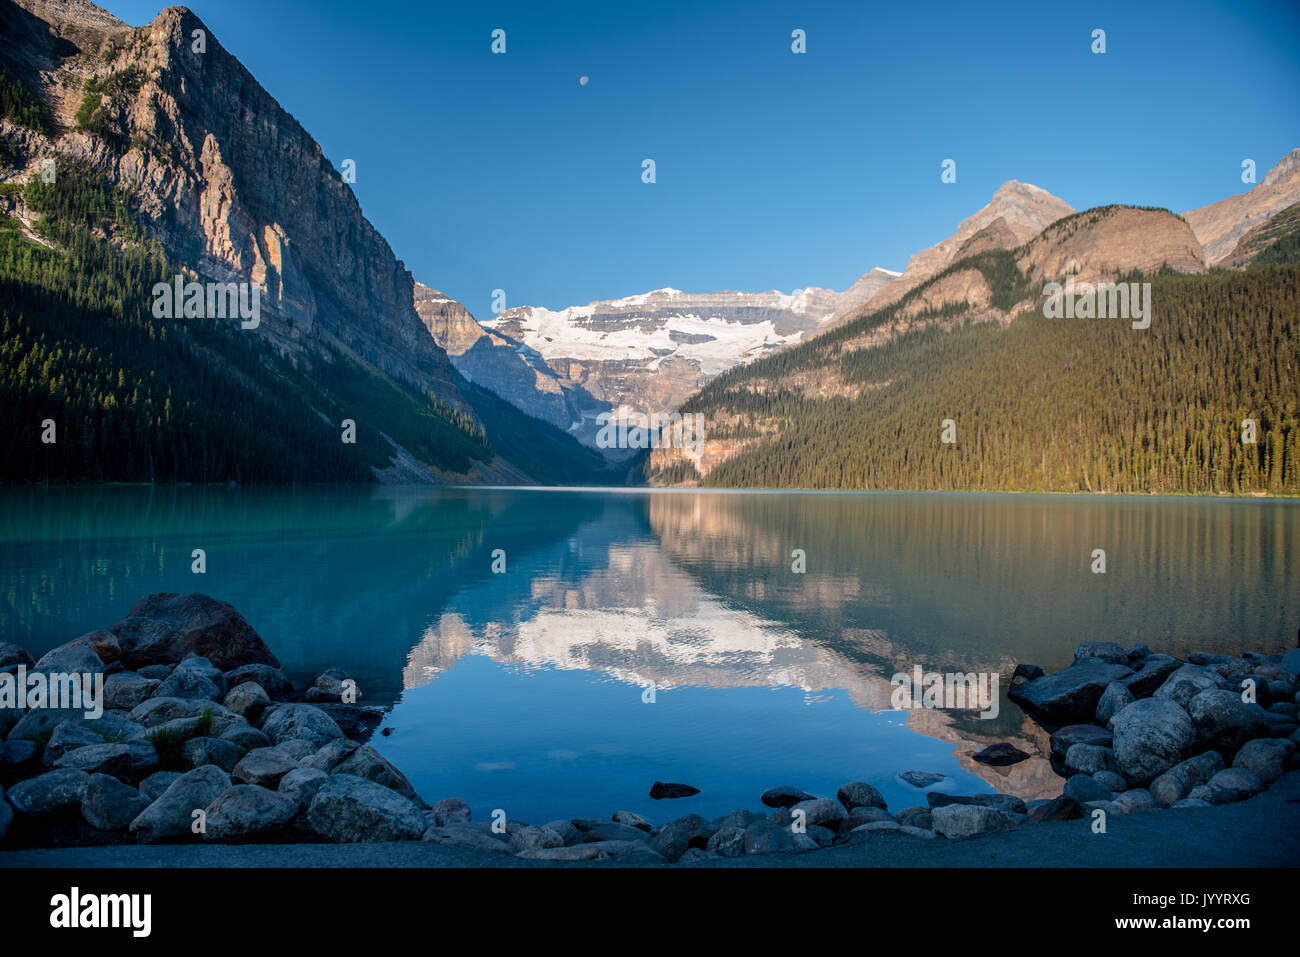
[1184,148,1300,264]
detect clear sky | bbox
[100,0,1300,319]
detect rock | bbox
[1147,749,1225,805]
[109,593,281,671]
[612,810,652,832]
[41,722,106,765]
[1093,770,1129,792]
[52,743,133,779]
[649,781,699,799]
[931,803,1018,839]
[332,746,418,801]
[139,771,181,801]
[1008,659,1134,718]
[260,704,343,750]
[836,781,887,810]
[1109,697,1197,785]
[706,826,747,857]
[7,769,91,816]
[1012,663,1045,684]
[31,642,106,677]
[275,739,319,761]
[1026,796,1085,823]
[1075,641,1130,664]
[304,672,354,704]
[926,792,1028,815]
[305,774,425,842]
[203,785,297,841]
[791,834,819,852]
[543,819,581,846]
[222,681,269,722]
[759,786,814,808]
[1190,768,1263,804]
[1231,738,1291,785]
[743,819,796,855]
[103,672,161,710]
[224,664,293,700]
[232,747,300,788]
[277,767,328,809]
[1064,774,1114,803]
[422,825,512,853]
[433,797,471,827]
[572,818,650,843]
[845,806,895,829]
[0,642,34,669]
[895,806,933,829]
[312,704,384,741]
[1111,788,1155,814]
[137,665,174,681]
[718,808,764,830]
[0,740,38,767]
[0,704,21,740]
[220,724,271,751]
[898,771,945,788]
[509,824,565,854]
[1096,682,1135,724]
[1049,724,1114,761]
[648,814,716,861]
[1127,643,1152,662]
[1281,647,1300,681]
[1121,654,1183,697]
[792,797,846,829]
[972,742,1032,765]
[1064,743,1117,776]
[1153,664,1227,708]
[130,765,232,842]
[128,696,234,729]
[80,774,151,831]
[300,738,360,772]
[1187,689,1272,756]
[181,736,241,772]
[174,656,227,694]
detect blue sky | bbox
[102,0,1300,318]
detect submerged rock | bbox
[649,781,700,800]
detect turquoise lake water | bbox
[2,486,1296,823]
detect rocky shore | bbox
[2,595,1298,864]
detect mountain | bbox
[656,176,1298,494]
[453,270,899,447]
[0,0,608,485]
[1184,148,1300,265]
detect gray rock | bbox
[1064,773,1113,803]
[852,820,902,835]
[971,742,1031,766]
[109,593,281,672]
[222,681,269,722]
[760,786,814,808]
[224,664,293,700]
[0,642,34,669]
[1109,697,1197,785]
[81,774,151,831]
[151,667,223,703]
[102,672,161,710]
[277,767,328,809]
[837,781,887,811]
[1153,665,1226,709]
[332,745,418,801]
[573,818,650,843]
[7,769,90,816]
[0,740,38,766]
[1075,641,1130,664]
[305,773,425,842]
[180,736,240,772]
[203,785,297,842]
[648,781,699,799]
[1008,659,1134,718]
[793,797,846,829]
[31,642,105,677]
[137,665,174,681]
[41,722,105,764]
[1064,743,1117,776]
[717,808,763,831]
[1187,689,1272,756]
[139,771,181,801]
[743,819,796,855]
[220,724,271,751]
[1096,682,1135,724]
[648,813,716,861]
[128,696,234,729]
[845,805,895,829]
[543,819,581,846]
[706,825,747,857]
[232,747,300,788]
[276,738,322,761]
[433,797,471,827]
[1049,724,1114,760]
[174,656,226,694]
[130,765,232,842]
[898,771,945,788]
[612,810,653,832]
[1190,768,1263,804]
[1111,788,1155,814]
[1231,738,1291,785]
[791,834,819,852]
[509,824,565,854]
[1281,647,1300,681]
[1121,654,1183,697]
[423,825,512,853]
[300,737,359,772]
[931,803,1018,839]
[1092,770,1129,792]
[805,824,838,846]
[52,743,133,779]
[926,792,1028,815]
[895,806,932,829]
[260,704,344,750]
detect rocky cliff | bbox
[1184,149,1300,265]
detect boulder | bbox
[1189,768,1263,804]
[1008,659,1134,718]
[1152,665,1226,709]
[203,785,297,841]
[0,740,38,767]
[332,745,418,801]
[277,767,328,810]
[128,696,234,729]
[1111,788,1155,815]
[102,672,161,710]
[845,806,895,829]
[221,681,269,722]
[649,814,715,861]
[224,664,293,700]
[543,819,581,846]
[81,773,152,831]
[895,806,933,829]
[1121,654,1183,697]
[130,765,232,842]
[423,825,513,853]
[0,642,34,669]
[109,594,281,671]
[180,736,241,772]
[6,769,90,817]
[1064,743,1117,776]
[52,743,133,779]
[260,704,344,750]
[1187,689,1272,756]
[1049,724,1114,761]
[1026,795,1085,823]
[612,810,653,833]
[926,792,1028,815]
[791,797,846,829]
[760,786,814,808]
[139,771,181,801]
[305,774,425,842]
[836,781,887,810]
[220,725,271,751]
[649,781,700,799]
[300,738,360,772]
[509,825,565,854]
[1093,770,1129,792]
[931,804,1017,839]
[1231,738,1291,785]
[1096,682,1135,724]
[312,704,384,741]
[706,826,746,857]
[41,722,106,764]
[433,797,471,827]
[743,819,796,855]
[572,818,650,843]
[1064,774,1113,803]
[1109,697,1197,785]
[1074,641,1129,664]
[233,747,300,789]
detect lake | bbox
[2,486,1296,824]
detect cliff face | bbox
[1184,149,1300,265]
[5,0,465,410]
